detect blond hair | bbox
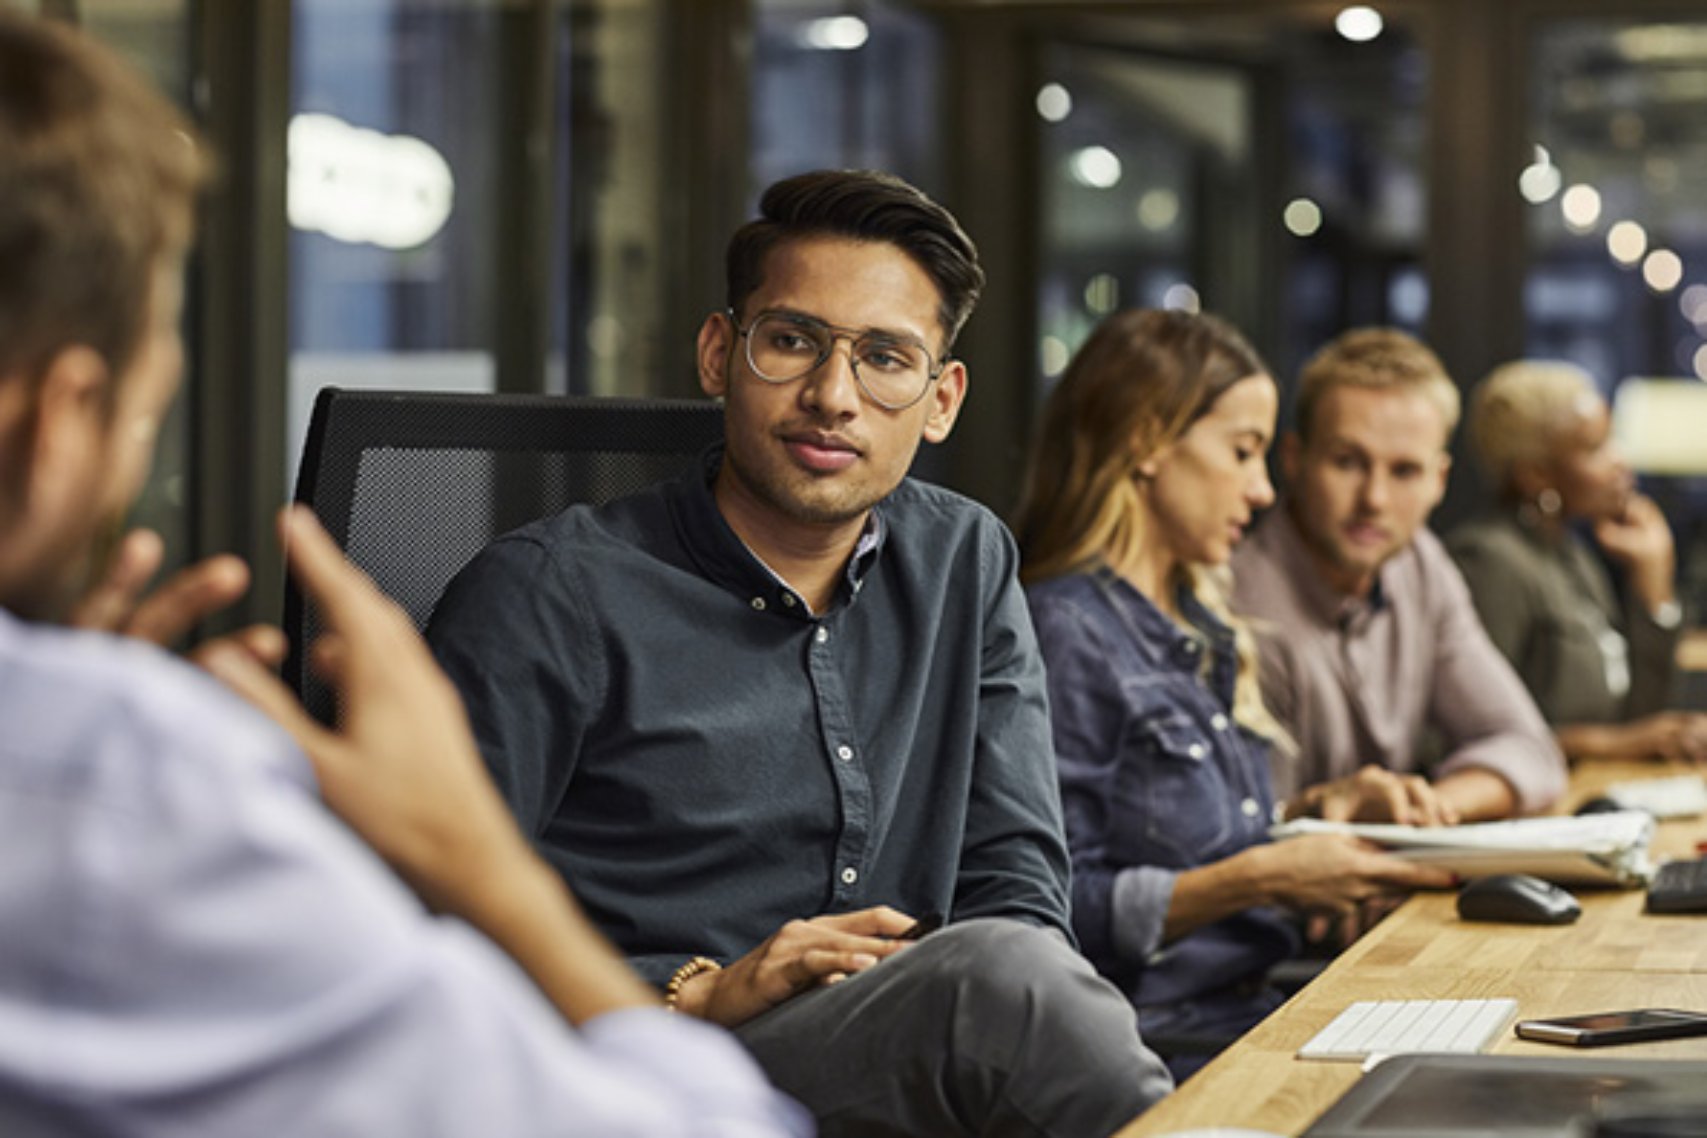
[1466,360,1599,493]
[1014,308,1286,743]
[1295,327,1460,443]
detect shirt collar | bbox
[1091,564,1239,700]
[1269,501,1386,624]
[668,444,887,617]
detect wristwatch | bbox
[1650,599,1684,630]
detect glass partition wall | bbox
[286,0,676,486]
[1034,18,1428,414]
[1524,14,1707,619]
[39,0,1706,628]
[1525,18,1707,384]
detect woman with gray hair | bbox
[1447,360,1706,762]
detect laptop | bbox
[1301,1053,1707,1138]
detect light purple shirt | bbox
[1229,506,1566,814]
[0,610,810,1138]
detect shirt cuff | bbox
[1111,864,1178,963]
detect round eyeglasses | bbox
[729,309,948,411]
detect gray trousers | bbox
[735,918,1174,1138]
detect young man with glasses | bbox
[428,170,1171,1136]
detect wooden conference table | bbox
[1115,760,1707,1138]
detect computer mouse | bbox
[1574,795,1627,816]
[1456,874,1582,925]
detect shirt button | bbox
[750,597,767,611]
[782,594,797,608]
[1187,742,1206,760]
[1241,797,1260,817]
[1211,713,1229,732]
[815,627,829,644]
[836,745,854,761]
[841,867,858,885]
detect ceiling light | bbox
[1607,221,1648,265]
[1036,83,1072,123]
[1335,6,1383,43]
[1069,146,1122,189]
[1561,184,1602,232]
[799,16,868,51]
[1283,197,1322,237]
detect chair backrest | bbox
[284,387,724,722]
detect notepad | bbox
[1270,813,1655,886]
[1603,773,1707,819]
[1298,998,1518,1061]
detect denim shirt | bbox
[1027,568,1299,1009]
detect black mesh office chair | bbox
[284,387,724,722]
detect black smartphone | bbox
[1514,1008,1707,1047]
[898,911,944,941]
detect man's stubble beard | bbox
[18,508,127,625]
[726,442,887,529]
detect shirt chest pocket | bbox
[1115,710,1241,868]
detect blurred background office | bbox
[10,0,1707,632]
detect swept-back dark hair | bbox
[725,170,985,352]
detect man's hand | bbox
[195,506,533,913]
[70,528,248,646]
[1291,764,1458,827]
[1594,493,1677,614]
[1622,712,1707,764]
[197,506,660,1024]
[676,907,917,1027]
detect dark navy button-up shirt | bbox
[428,449,1072,986]
[1027,568,1298,1010]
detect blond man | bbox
[1232,328,1566,821]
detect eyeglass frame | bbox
[725,307,952,411]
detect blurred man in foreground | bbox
[0,12,806,1135]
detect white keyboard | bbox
[1298,998,1517,1061]
[1605,774,1707,819]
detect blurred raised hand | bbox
[196,505,657,1023]
[70,528,248,646]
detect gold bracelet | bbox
[664,956,721,1012]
